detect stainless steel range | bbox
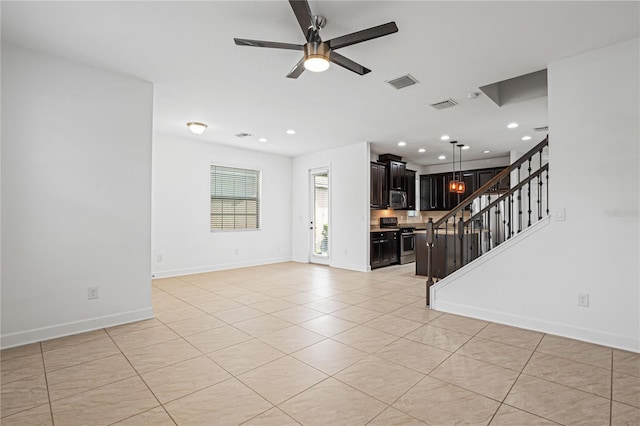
[379,217,416,265]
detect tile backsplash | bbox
[370,209,450,227]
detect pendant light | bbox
[448,140,462,193]
[456,143,466,194]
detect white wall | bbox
[432,38,640,352]
[152,133,292,277]
[292,142,370,271]
[1,44,154,349]
[421,156,510,175]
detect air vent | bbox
[533,126,549,132]
[235,132,253,138]
[386,74,419,90]
[429,99,458,110]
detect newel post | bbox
[426,218,434,307]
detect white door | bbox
[309,168,330,265]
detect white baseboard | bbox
[0,307,154,350]
[329,261,369,272]
[152,256,292,278]
[433,300,639,353]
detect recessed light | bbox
[418,148,426,153]
[483,150,491,154]
[462,145,470,150]
[286,129,296,135]
[258,137,267,143]
[521,135,532,141]
[507,122,519,129]
[438,155,446,160]
[440,135,450,141]
[398,141,406,147]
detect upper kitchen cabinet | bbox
[370,162,388,209]
[420,167,509,211]
[388,160,407,190]
[406,169,416,210]
[420,173,448,211]
[378,154,407,191]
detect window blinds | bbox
[210,165,260,230]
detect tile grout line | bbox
[104,326,180,425]
[609,347,614,426]
[39,342,56,426]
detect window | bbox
[210,165,260,230]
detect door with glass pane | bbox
[310,169,330,265]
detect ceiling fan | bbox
[234,0,398,78]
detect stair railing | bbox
[425,136,549,305]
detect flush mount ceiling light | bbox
[258,137,267,143]
[440,135,450,141]
[186,122,208,135]
[398,141,406,147]
[507,122,519,129]
[522,135,532,141]
[418,148,426,153]
[438,155,446,160]
[286,129,296,135]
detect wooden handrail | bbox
[434,136,548,228]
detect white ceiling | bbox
[2,1,638,166]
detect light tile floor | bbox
[1,262,639,425]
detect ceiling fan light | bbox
[304,56,330,72]
[186,122,207,135]
[304,42,330,72]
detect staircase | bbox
[424,136,549,305]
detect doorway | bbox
[310,168,330,265]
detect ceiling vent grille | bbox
[386,74,419,90]
[429,99,458,110]
[235,132,253,138]
[533,126,549,132]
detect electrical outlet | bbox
[578,293,589,307]
[88,287,99,300]
[157,254,163,262]
[235,248,239,255]
[555,208,566,221]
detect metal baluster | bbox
[458,216,464,269]
[517,165,522,233]
[451,213,457,273]
[467,202,473,263]
[508,193,513,239]
[538,154,543,221]
[546,169,550,216]
[527,157,532,227]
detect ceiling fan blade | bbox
[329,51,371,76]
[286,57,306,79]
[289,0,313,41]
[234,38,303,51]
[327,22,398,50]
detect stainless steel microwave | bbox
[389,190,407,209]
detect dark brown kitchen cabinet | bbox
[420,174,449,211]
[370,231,399,269]
[388,161,407,191]
[370,162,388,209]
[389,231,399,264]
[420,167,509,211]
[477,167,510,192]
[406,169,416,210]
